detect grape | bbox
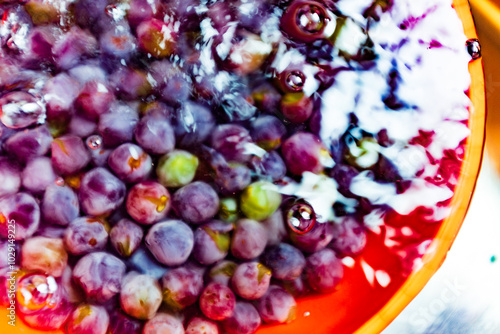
[73,0,108,29]
[100,28,137,62]
[68,63,107,84]
[193,220,232,265]
[120,272,162,320]
[262,243,306,281]
[230,219,267,260]
[108,143,152,183]
[218,197,239,223]
[330,216,367,256]
[250,116,287,151]
[199,282,236,321]
[0,192,40,240]
[278,276,309,297]
[51,135,91,175]
[108,310,143,334]
[174,101,215,148]
[186,317,219,334]
[281,132,329,176]
[109,67,152,100]
[98,103,139,147]
[136,18,177,58]
[173,182,220,224]
[74,80,114,121]
[63,217,108,255]
[21,156,56,194]
[211,124,253,163]
[143,313,185,334]
[73,252,126,303]
[261,210,287,247]
[256,285,297,324]
[250,82,282,114]
[59,266,84,304]
[150,61,192,105]
[304,248,344,293]
[280,92,314,123]
[21,236,68,277]
[110,218,144,257]
[0,157,21,197]
[134,114,176,155]
[0,91,44,129]
[126,246,168,280]
[16,273,73,330]
[231,262,271,300]
[43,73,80,125]
[161,266,204,310]
[126,181,171,225]
[42,183,79,226]
[79,167,126,216]
[69,114,98,138]
[207,260,237,286]
[66,304,110,334]
[52,26,98,70]
[156,150,198,188]
[222,301,262,334]
[127,0,161,28]
[4,125,52,164]
[240,181,282,221]
[289,221,335,253]
[249,151,287,182]
[85,134,111,167]
[145,220,194,266]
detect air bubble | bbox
[466,38,481,60]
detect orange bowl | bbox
[0,0,485,333]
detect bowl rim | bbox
[354,0,486,332]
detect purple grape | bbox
[231,219,267,260]
[256,285,297,324]
[63,217,108,255]
[134,114,176,155]
[16,273,73,330]
[330,216,367,257]
[100,28,137,61]
[231,262,271,300]
[0,192,40,240]
[66,304,110,334]
[222,301,262,334]
[69,114,98,137]
[120,272,162,320]
[0,157,21,197]
[51,134,91,175]
[42,183,79,226]
[143,313,184,334]
[207,260,237,286]
[215,163,252,195]
[161,266,204,310]
[73,0,108,29]
[211,124,253,163]
[199,282,236,321]
[145,220,194,266]
[126,246,168,280]
[136,18,177,58]
[149,60,191,105]
[261,210,287,247]
[79,167,126,216]
[281,132,329,176]
[52,26,98,70]
[108,310,143,334]
[23,26,57,65]
[278,276,309,297]
[4,125,52,164]
[108,143,152,183]
[74,80,115,121]
[249,151,287,182]
[289,221,335,253]
[127,0,161,28]
[262,243,306,281]
[250,115,287,151]
[98,103,139,147]
[304,248,344,293]
[109,67,152,100]
[73,251,126,303]
[280,92,314,124]
[68,63,107,84]
[172,181,220,225]
[174,101,215,148]
[43,73,80,125]
[85,134,111,167]
[251,82,281,113]
[21,156,56,194]
[186,317,219,334]
[110,218,144,258]
[0,91,44,129]
[193,220,232,265]
[21,236,68,277]
[126,181,171,225]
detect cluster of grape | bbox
[0,0,385,333]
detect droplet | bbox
[285,71,306,92]
[466,38,481,60]
[55,177,65,186]
[286,199,316,233]
[296,3,326,34]
[86,135,102,150]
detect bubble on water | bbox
[86,135,103,150]
[466,38,481,60]
[296,3,326,34]
[285,71,306,92]
[55,177,65,186]
[286,199,316,233]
